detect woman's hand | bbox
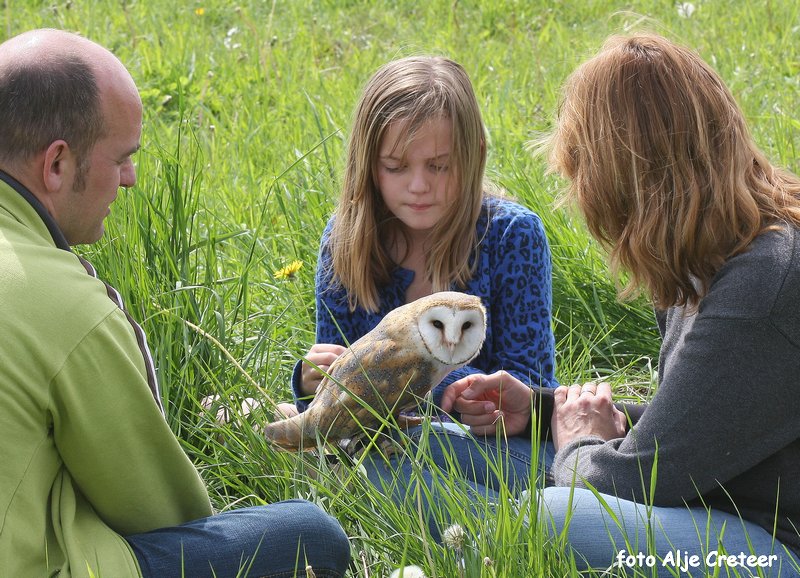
[299,344,347,396]
[552,382,627,450]
[441,371,534,436]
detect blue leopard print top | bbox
[292,195,557,412]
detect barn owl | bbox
[263,291,487,451]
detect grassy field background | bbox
[7,1,800,576]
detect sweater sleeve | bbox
[552,227,800,505]
[551,313,800,505]
[425,205,557,408]
[292,230,360,411]
[484,207,557,388]
[50,309,212,535]
[313,229,359,347]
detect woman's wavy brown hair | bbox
[546,33,800,309]
[329,56,486,312]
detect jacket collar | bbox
[0,169,71,251]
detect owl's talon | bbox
[397,414,424,429]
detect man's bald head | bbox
[0,29,135,170]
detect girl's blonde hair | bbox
[329,56,486,312]
[546,33,800,309]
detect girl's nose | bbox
[408,167,430,194]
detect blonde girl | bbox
[281,57,557,539]
[289,55,557,416]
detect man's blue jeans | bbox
[125,499,350,578]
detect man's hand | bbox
[551,382,627,450]
[441,371,534,436]
[300,343,347,396]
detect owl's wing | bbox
[308,334,437,436]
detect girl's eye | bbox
[430,163,449,173]
[383,164,404,173]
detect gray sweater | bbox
[551,223,800,555]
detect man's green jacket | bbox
[0,176,212,577]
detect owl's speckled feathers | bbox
[263,291,487,451]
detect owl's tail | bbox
[262,414,316,451]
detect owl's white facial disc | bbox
[418,304,486,366]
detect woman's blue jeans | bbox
[124,500,350,578]
[363,423,799,576]
[541,486,800,578]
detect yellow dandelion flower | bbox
[195,7,205,15]
[274,260,303,280]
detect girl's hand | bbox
[300,344,347,396]
[552,382,627,450]
[441,371,533,436]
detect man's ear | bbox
[42,140,75,195]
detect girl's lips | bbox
[407,204,433,211]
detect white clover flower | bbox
[677,2,696,18]
[224,27,241,50]
[389,565,427,578]
[442,523,466,550]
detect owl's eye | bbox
[432,320,444,330]
[462,321,472,331]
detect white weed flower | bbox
[442,523,466,550]
[389,565,427,578]
[677,2,696,18]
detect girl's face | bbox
[376,116,456,239]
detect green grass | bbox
[7,0,800,575]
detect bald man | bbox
[0,29,349,578]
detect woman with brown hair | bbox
[443,33,800,576]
